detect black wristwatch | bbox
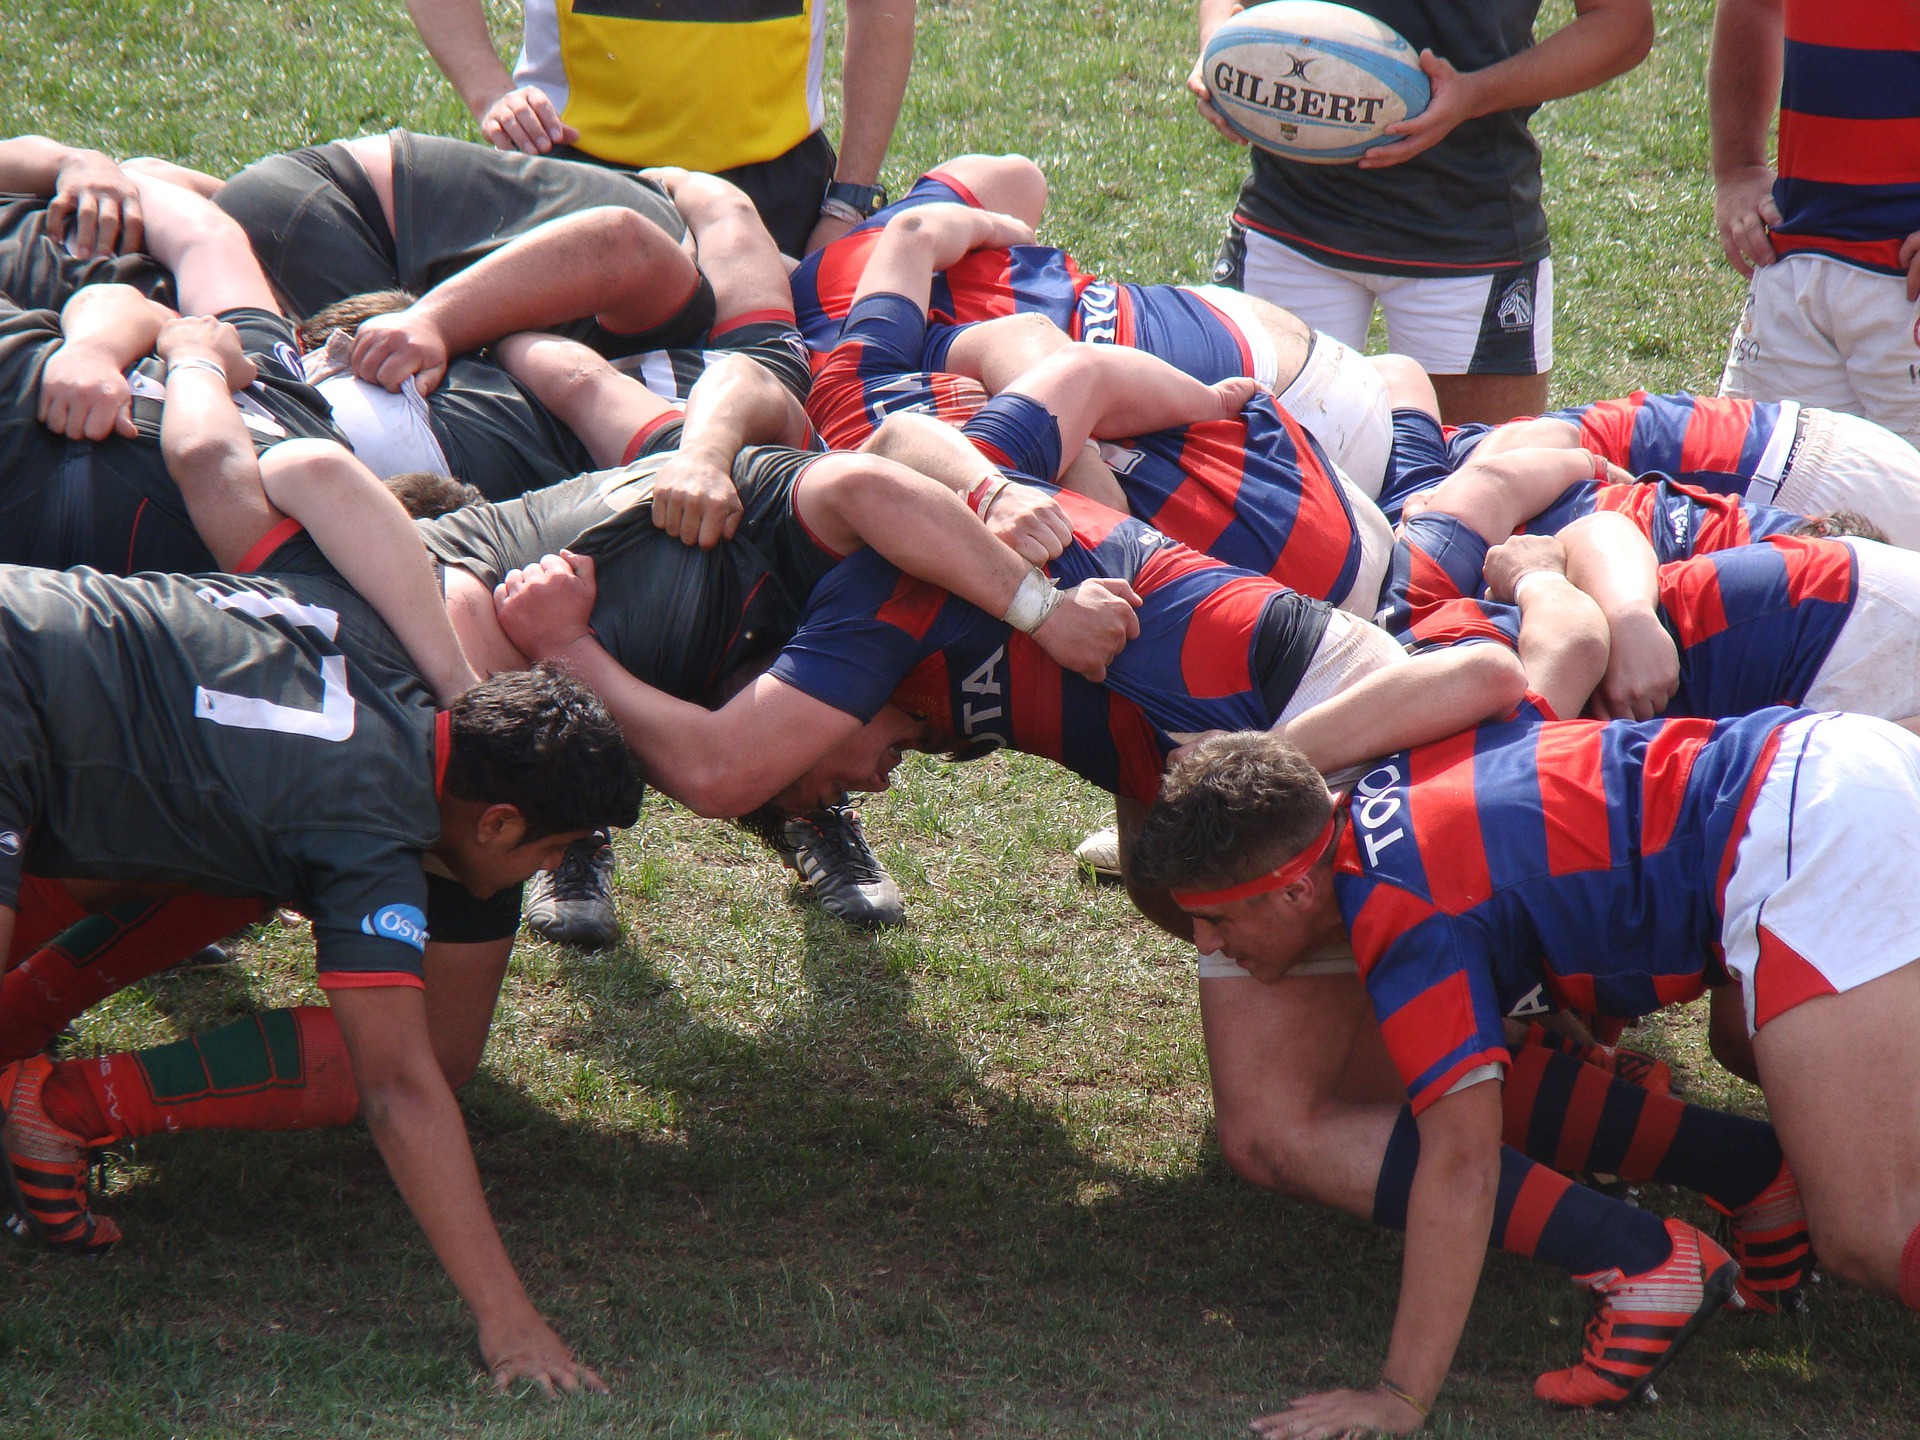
[823,179,888,219]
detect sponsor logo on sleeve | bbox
[360,903,429,951]
[0,831,21,857]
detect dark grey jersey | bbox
[0,553,453,983]
[0,194,176,312]
[418,444,834,699]
[0,302,344,575]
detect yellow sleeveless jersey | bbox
[513,0,826,172]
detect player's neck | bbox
[442,566,529,678]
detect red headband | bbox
[1171,813,1338,909]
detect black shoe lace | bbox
[802,805,884,882]
[547,841,606,901]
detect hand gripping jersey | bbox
[1336,705,1797,1114]
[0,301,345,576]
[0,549,477,987]
[766,488,1334,802]
[0,194,176,312]
[416,445,836,700]
[790,172,1258,384]
[1769,2,1920,273]
[1542,392,1799,499]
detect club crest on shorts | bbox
[1496,277,1535,332]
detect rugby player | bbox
[1135,707,1920,1429]
[0,135,167,305]
[789,152,1397,491]
[0,543,642,1394]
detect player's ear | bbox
[474,802,529,851]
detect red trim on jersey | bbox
[1505,1164,1575,1256]
[1786,5,1920,52]
[1776,534,1858,605]
[710,308,797,337]
[317,971,427,990]
[1659,556,1730,644]
[1007,633,1062,762]
[1549,970,1598,1015]
[1179,578,1269,699]
[1190,289,1255,374]
[1771,233,1907,270]
[126,498,150,574]
[1577,398,1638,463]
[874,574,946,640]
[1640,725,1709,856]
[1172,814,1337,908]
[1232,209,1532,272]
[1347,882,1439,979]
[1111,697,1167,804]
[1752,924,1839,1029]
[969,435,1016,473]
[1716,724,1788,916]
[1779,113,1920,188]
[922,168,984,210]
[433,710,451,797]
[1677,397,1754,476]
[1534,723,1611,877]
[235,518,306,574]
[621,409,682,466]
[1409,730,1491,915]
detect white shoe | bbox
[1072,825,1123,882]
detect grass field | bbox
[2,0,1916,1435]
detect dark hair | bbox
[1130,731,1331,893]
[387,470,483,519]
[443,664,645,840]
[1786,510,1890,544]
[299,289,417,352]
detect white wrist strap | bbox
[1510,570,1562,604]
[1002,567,1061,633]
[165,356,228,382]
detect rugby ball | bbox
[1203,2,1430,163]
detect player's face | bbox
[438,804,594,897]
[1184,884,1331,983]
[773,705,939,813]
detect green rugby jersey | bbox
[0,550,462,986]
[418,443,835,699]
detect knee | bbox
[1368,353,1437,415]
[942,154,1047,228]
[1215,1112,1315,1199]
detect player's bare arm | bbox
[403,0,578,154]
[653,352,810,548]
[1402,446,1612,545]
[352,207,702,394]
[860,410,1089,558]
[805,0,918,255]
[1362,0,1654,171]
[1483,534,1614,719]
[38,283,173,440]
[0,134,144,257]
[326,984,607,1396]
[1281,643,1527,778]
[1710,0,1787,274]
[1255,1080,1502,1438]
[1559,511,1679,720]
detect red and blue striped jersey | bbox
[1659,535,1856,718]
[1336,706,1796,1114]
[1544,392,1795,496]
[1093,395,1365,604]
[790,175,1256,382]
[806,293,990,448]
[1524,477,1804,562]
[1771,3,1920,273]
[765,490,1333,801]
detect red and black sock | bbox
[1502,1043,1781,1212]
[1373,1107,1673,1279]
[0,892,268,1064]
[40,1006,358,1142]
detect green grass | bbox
[1,0,1914,1434]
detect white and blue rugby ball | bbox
[1203,1,1430,164]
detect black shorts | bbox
[555,127,835,260]
[0,639,47,910]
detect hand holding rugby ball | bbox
[1201,1,1431,164]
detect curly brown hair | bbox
[1786,510,1890,543]
[1130,731,1332,894]
[299,289,417,352]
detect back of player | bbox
[0,194,175,313]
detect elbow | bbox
[1462,643,1529,718]
[1621,5,1656,70]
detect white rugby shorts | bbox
[1802,538,1920,719]
[1273,329,1394,497]
[1770,406,1920,552]
[1231,225,1553,377]
[1719,254,1920,449]
[1722,712,1920,1035]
